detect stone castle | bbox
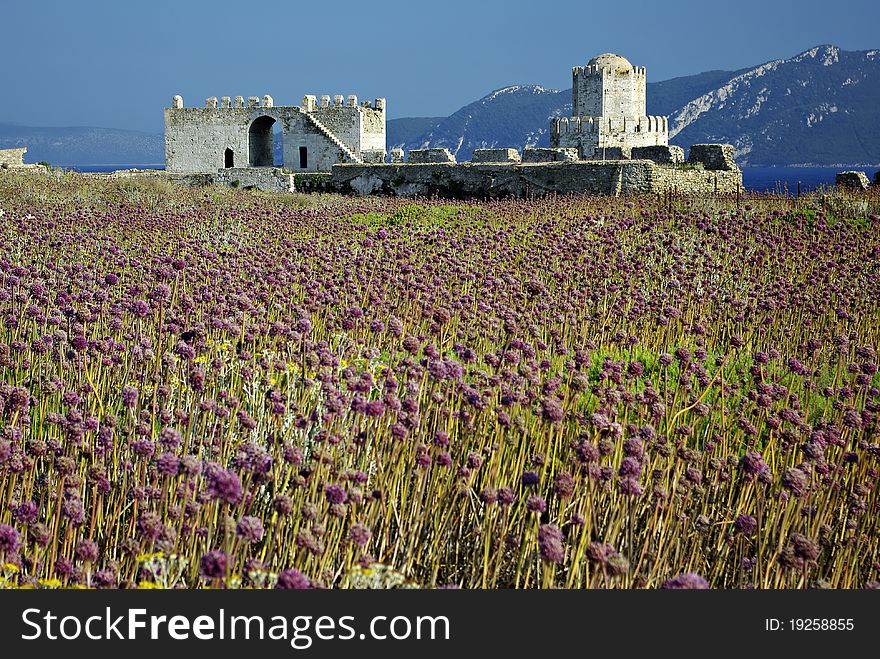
[163,53,742,197]
[552,53,672,160]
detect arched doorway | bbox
[248,116,283,167]
[224,148,234,168]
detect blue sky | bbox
[2,0,878,132]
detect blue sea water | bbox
[741,166,878,193]
[66,164,164,172]
[66,164,879,194]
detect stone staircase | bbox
[303,113,362,164]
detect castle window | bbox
[299,146,308,169]
[224,148,234,168]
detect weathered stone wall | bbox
[409,148,455,163]
[836,171,871,190]
[631,145,685,164]
[168,168,294,192]
[0,147,27,168]
[687,144,737,171]
[572,64,647,119]
[649,164,742,194]
[213,167,294,192]
[472,148,521,163]
[322,160,742,198]
[522,147,578,162]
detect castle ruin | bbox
[164,94,386,174]
[163,53,741,197]
[551,53,672,160]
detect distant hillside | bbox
[387,117,444,148]
[0,123,163,166]
[668,45,880,165]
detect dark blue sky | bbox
[2,0,878,132]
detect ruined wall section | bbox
[165,94,386,173]
[323,160,742,198]
[165,107,251,172]
[0,148,27,168]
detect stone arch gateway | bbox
[248,116,276,167]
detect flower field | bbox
[1,171,879,589]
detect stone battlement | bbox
[170,95,386,112]
[552,115,668,137]
[573,64,647,77]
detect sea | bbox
[66,164,879,193]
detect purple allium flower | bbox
[62,499,85,525]
[479,487,497,505]
[0,524,20,555]
[734,514,757,536]
[29,523,50,547]
[685,467,703,486]
[538,524,565,563]
[521,470,540,487]
[12,501,38,524]
[661,572,709,589]
[781,467,809,497]
[157,452,180,476]
[75,538,99,563]
[324,484,347,505]
[236,516,265,543]
[619,477,644,496]
[348,523,372,547]
[526,495,547,513]
[121,385,138,408]
[497,487,515,506]
[553,472,576,498]
[137,511,164,541]
[199,550,227,580]
[619,457,642,478]
[791,533,819,562]
[364,400,385,417]
[276,568,311,589]
[739,451,768,478]
[273,494,294,515]
[540,396,564,423]
[207,467,243,505]
[158,426,182,448]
